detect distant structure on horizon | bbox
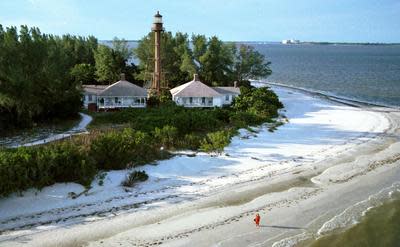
[282,39,300,44]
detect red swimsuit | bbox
[254,214,260,226]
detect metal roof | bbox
[213,87,241,95]
[98,80,148,97]
[82,85,108,95]
[170,80,222,97]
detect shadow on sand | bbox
[259,224,305,230]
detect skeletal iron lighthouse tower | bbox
[151,11,164,96]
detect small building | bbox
[82,85,108,111]
[213,86,240,105]
[82,74,147,111]
[170,74,240,107]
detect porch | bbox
[98,96,146,109]
[174,97,214,107]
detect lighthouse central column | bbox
[151,11,164,96]
[154,29,161,94]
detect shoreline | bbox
[0,84,399,247]
[301,194,400,246]
[255,80,400,110]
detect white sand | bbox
[1,84,399,247]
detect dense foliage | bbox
[94,38,140,84]
[0,25,141,131]
[134,32,272,87]
[0,25,97,130]
[0,86,283,196]
[0,142,96,196]
[200,130,234,154]
[90,128,162,170]
[233,86,284,117]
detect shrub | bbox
[146,95,160,107]
[233,86,283,117]
[90,128,151,170]
[0,143,96,197]
[121,170,149,187]
[181,133,203,150]
[153,125,178,149]
[200,130,232,154]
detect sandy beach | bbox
[1,84,399,247]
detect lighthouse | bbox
[151,11,164,96]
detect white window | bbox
[225,95,229,101]
[89,95,93,101]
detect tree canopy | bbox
[0,25,143,130]
[0,25,96,129]
[134,32,272,87]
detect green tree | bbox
[153,125,178,148]
[233,86,283,117]
[200,130,232,154]
[234,44,272,82]
[112,37,131,61]
[180,51,196,77]
[134,32,273,88]
[0,25,100,129]
[198,37,234,86]
[191,34,207,64]
[70,63,95,84]
[94,45,121,83]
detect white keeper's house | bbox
[82,74,147,111]
[170,74,240,108]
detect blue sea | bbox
[251,43,400,108]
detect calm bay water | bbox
[252,43,400,107]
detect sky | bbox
[0,0,399,43]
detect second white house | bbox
[170,74,240,107]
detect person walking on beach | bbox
[254,213,261,227]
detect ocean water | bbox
[308,197,400,247]
[251,43,400,107]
